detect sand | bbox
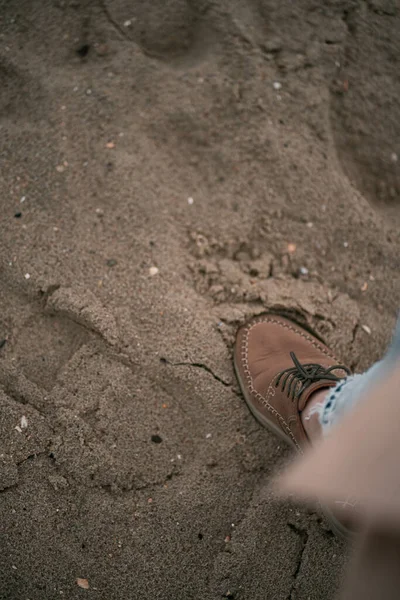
[0,0,399,598]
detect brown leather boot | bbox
[234,313,355,537]
[234,314,355,537]
[234,314,350,451]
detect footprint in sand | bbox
[103,0,273,67]
[104,0,201,60]
[0,283,118,396]
[329,2,400,225]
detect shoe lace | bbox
[275,352,351,401]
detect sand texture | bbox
[0,0,399,598]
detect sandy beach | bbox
[0,0,399,598]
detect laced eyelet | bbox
[275,352,350,401]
